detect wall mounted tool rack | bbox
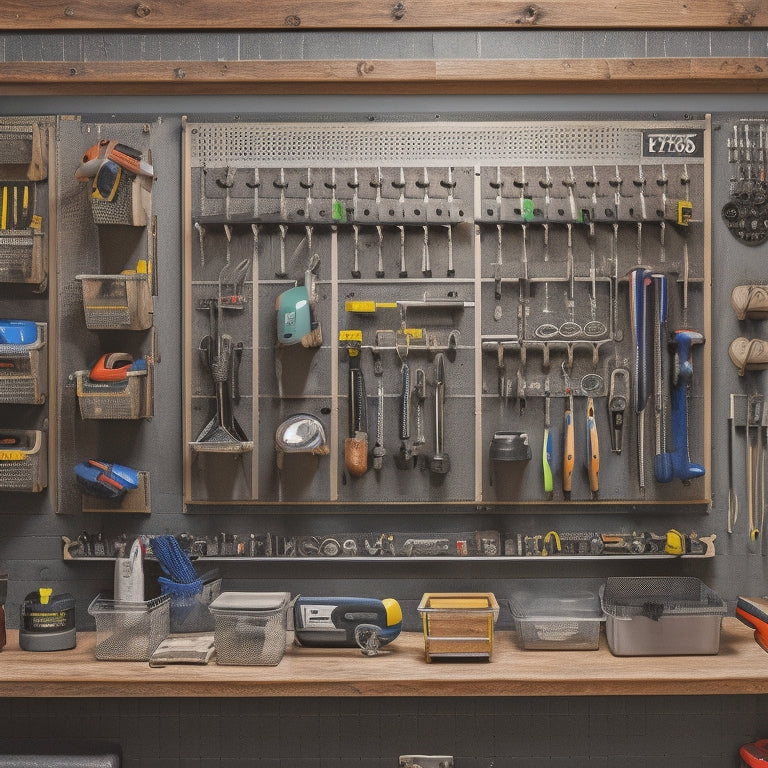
[0,117,54,497]
[54,118,158,515]
[61,527,716,561]
[182,117,711,507]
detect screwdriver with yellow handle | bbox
[562,363,574,497]
[586,396,600,495]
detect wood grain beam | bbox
[1,58,767,95]
[2,0,767,30]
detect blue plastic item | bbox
[74,460,139,500]
[0,319,38,345]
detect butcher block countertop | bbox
[0,619,766,698]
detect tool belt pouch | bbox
[90,171,151,227]
[731,285,768,321]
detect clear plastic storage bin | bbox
[600,576,727,656]
[88,594,170,661]
[209,591,290,665]
[166,577,222,634]
[510,579,604,650]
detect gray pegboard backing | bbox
[184,116,710,507]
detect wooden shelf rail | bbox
[1,57,767,95]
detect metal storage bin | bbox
[601,576,727,656]
[87,594,170,661]
[90,172,150,227]
[166,577,221,634]
[0,322,47,404]
[209,591,290,666]
[0,429,47,492]
[417,592,500,661]
[76,273,153,331]
[0,230,45,285]
[510,579,604,650]
[75,361,151,420]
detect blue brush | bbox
[150,535,199,584]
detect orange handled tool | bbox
[586,397,600,494]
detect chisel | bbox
[728,393,739,534]
[344,341,368,478]
[628,266,653,494]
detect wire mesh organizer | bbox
[74,360,151,420]
[87,594,170,661]
[76,273,153,331]
[165,577,221,634]
[600,576,727,656]
[0,230,45,285]
[0,323,47,404]
[90,172,151,227]
[509,579,604,650]
[208,591,291,665]
[0,429,47,492]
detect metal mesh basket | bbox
[76,274,153,330]
[88,594,170,661]
[0,429,47,492]
[0,231,45,284]
[167,578,221,634]
[210,592,289,665]
[90,172,149,226]
[75,367,149,420]
[0,323,47,404]
[601,576,727,619]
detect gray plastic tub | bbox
[601,576,727,656]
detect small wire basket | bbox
[88,594,170,661]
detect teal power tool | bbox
[294,596,402,654]
[276,253,321,347]
[655,328,706,483]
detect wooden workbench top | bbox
[1,619,766,698]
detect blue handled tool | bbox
[0,319,37,345]
[655,329,705,483]
[74,460,139,500]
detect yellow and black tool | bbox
[341,332,368,477]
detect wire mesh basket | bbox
[600,577,727,656]
[0,230,45,285]
[209,592,290,665]
[165,577,221,634]
[0,429,47,492]
[88,594,170,661]
[90,172,150,227]
[75,363,150,420]
[0,323,47,404]
[76,273,153,330]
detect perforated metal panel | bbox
[189,121,662,168]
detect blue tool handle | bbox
[659,329,705,482]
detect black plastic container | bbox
[19,588,76,651]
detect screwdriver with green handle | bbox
[542,377,553,498]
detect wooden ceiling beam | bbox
[3,0,767,30]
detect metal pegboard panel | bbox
[183,116,711,507]
[187,120,705,168]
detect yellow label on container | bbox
[0,450,25,461]
[339,330,362,342]
[30,215,42,230]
